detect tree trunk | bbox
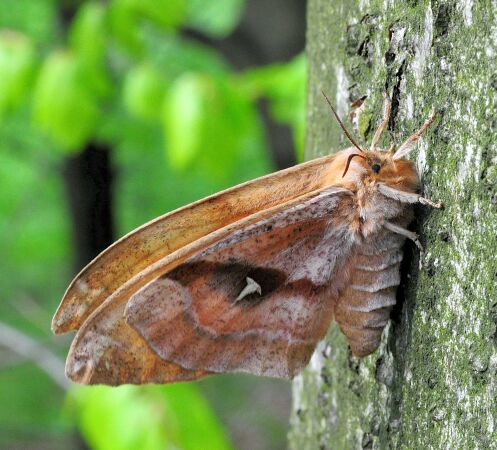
[63,143,114,273]
[289,1,497,448]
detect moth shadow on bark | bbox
[390,204,424,346]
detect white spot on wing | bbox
[76,280,89,294]
[235,277,262,302]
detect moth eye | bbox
[371,163,381,174]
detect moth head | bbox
[342,150,392,178]
[321,91,436,183]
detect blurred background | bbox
[0,0,307,449]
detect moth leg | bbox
[418,196,442,208]
[370,92,391,151]
[384,221,424,269]
[384,222,423,251]
[377,183,442,208]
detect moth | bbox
[52,92,441,385]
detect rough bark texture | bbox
[289,1,497,449]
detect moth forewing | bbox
[64,186,352,384]
[124,187,354,379]
[52,154,338,336]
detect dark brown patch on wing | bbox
[167,262,287,306]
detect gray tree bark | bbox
[289,1,497,449]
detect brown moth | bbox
[52,92,441,385]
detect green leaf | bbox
[69,386,164,450]
[32,51,100,152]
[143,33,230,79]
[162,72,205,170]
[162,71,270,180]
[68,384,232,450]
[108,0,143,55]
[186,0,246,37]
[123,64,165,121]
[0,31,35,118]
[69,2,111,98]
[69,2,107,67]
[0,0,57,45]
[128,0,187,30]
[159,383,233,450]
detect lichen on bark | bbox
[289,1,497,449]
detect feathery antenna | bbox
[370,92,391,151]
[392,110,437,160]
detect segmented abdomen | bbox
[334,230,406,356]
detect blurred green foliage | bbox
[69,384,232,450]
[0,0,305,449]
